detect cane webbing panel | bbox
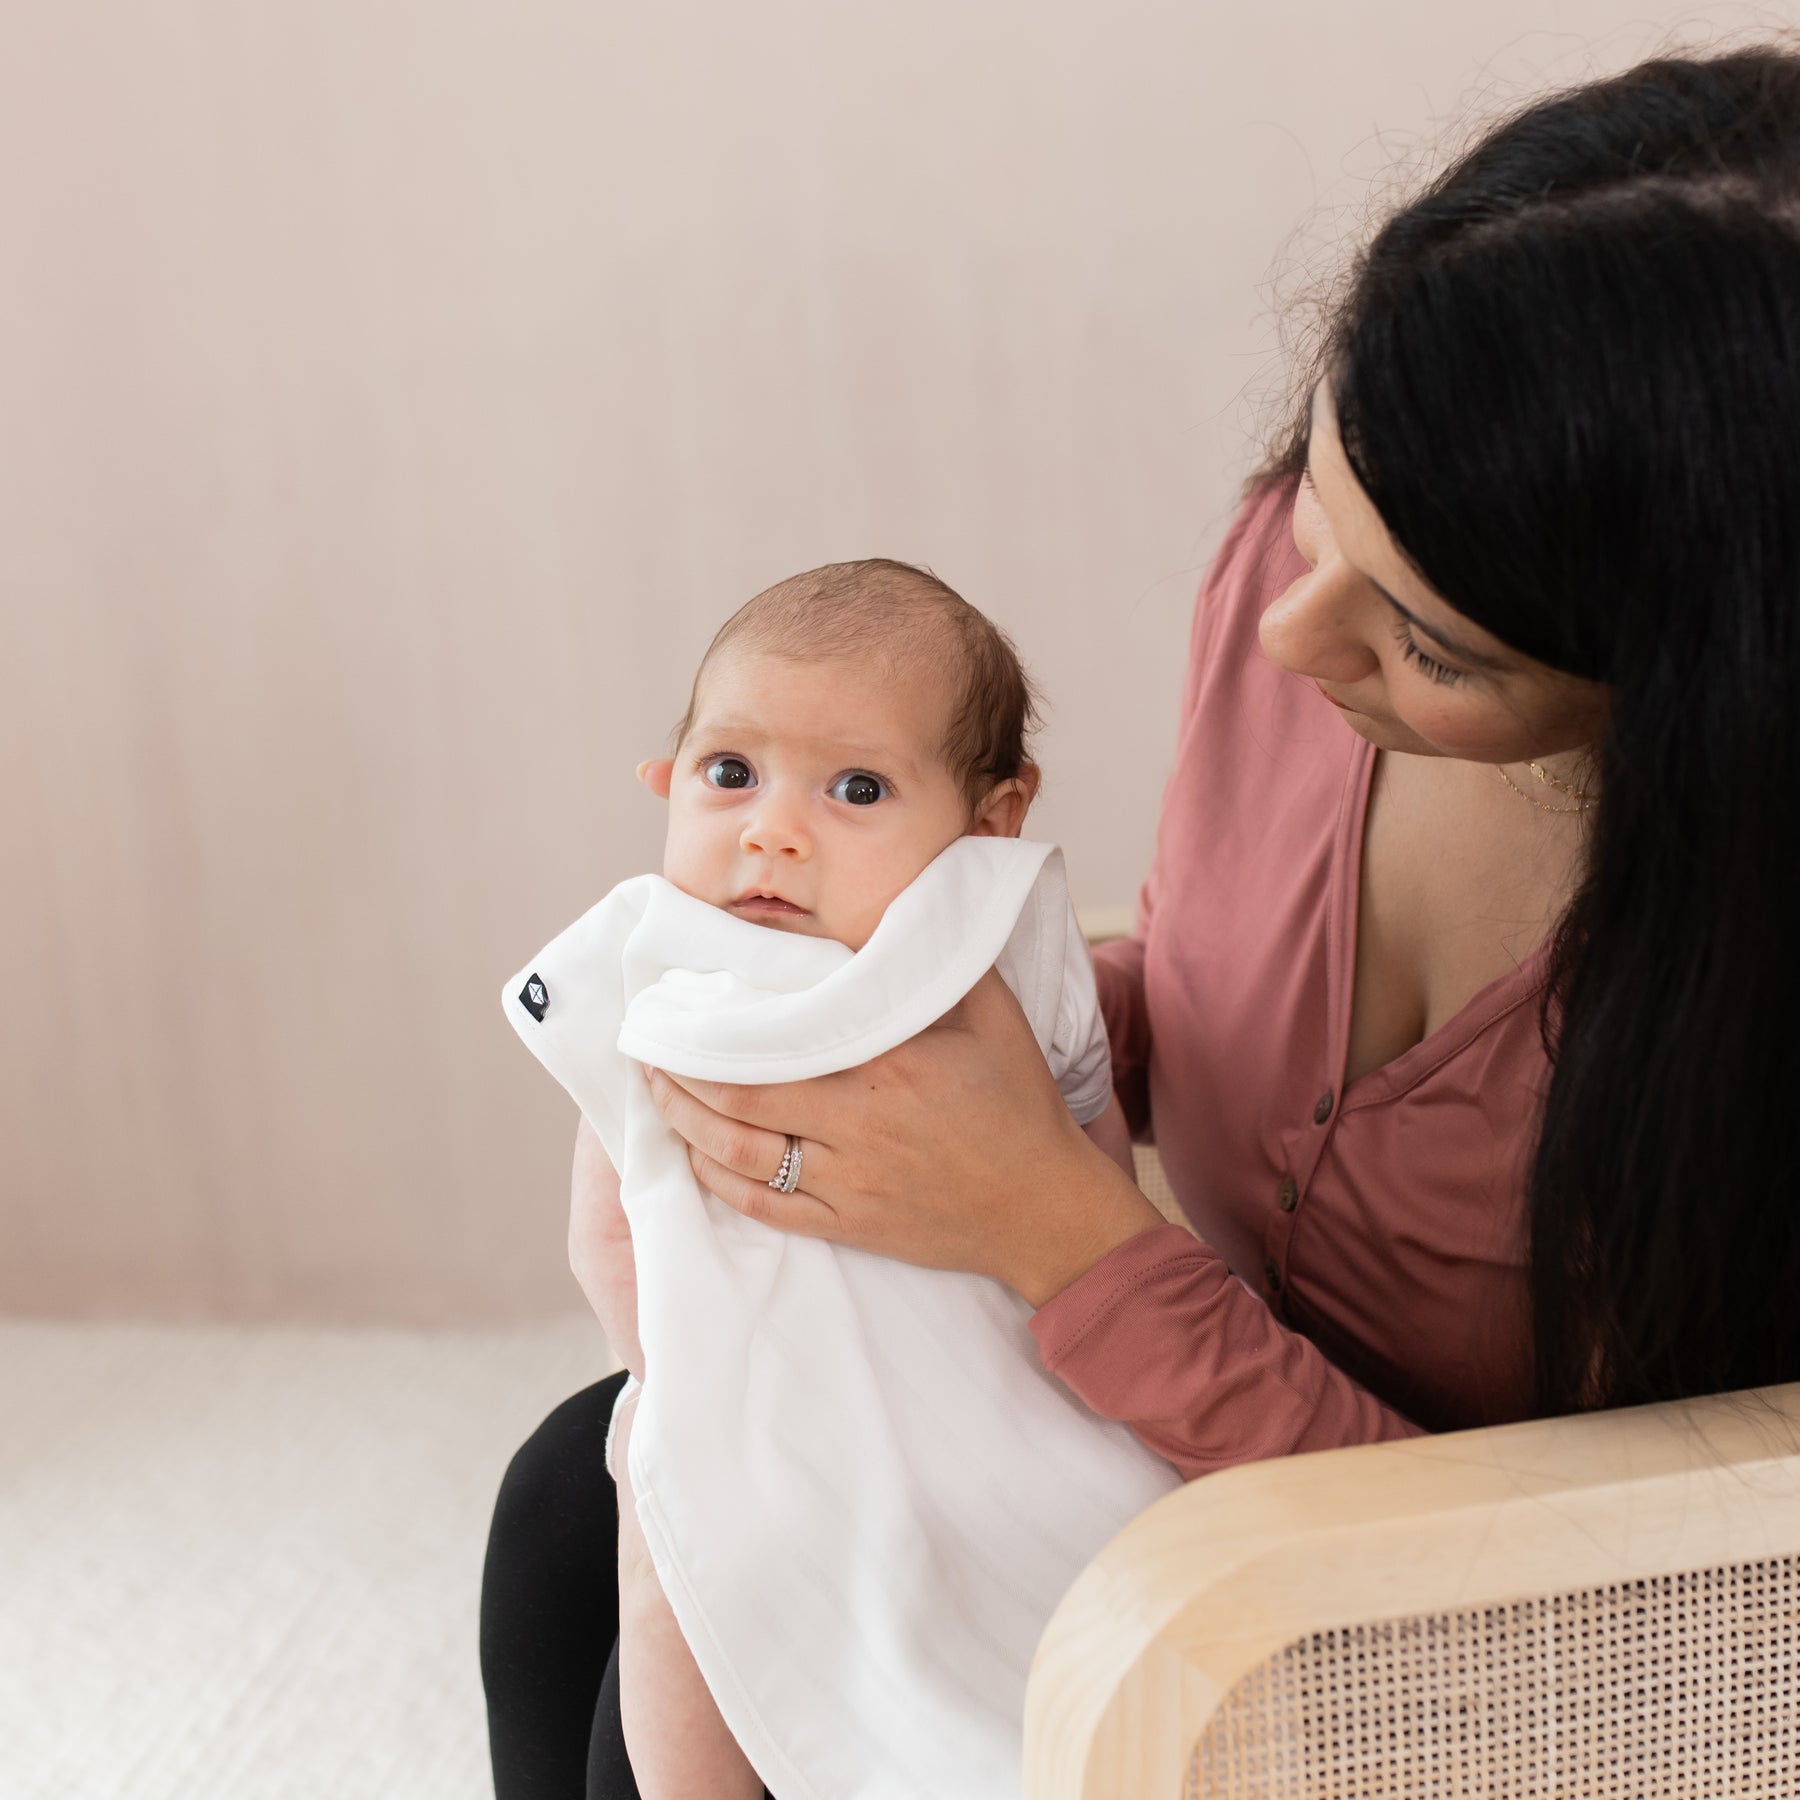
[1132,1145,1187,1231]
[1187,1558,1800,1798]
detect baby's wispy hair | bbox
[674,559,1040,808]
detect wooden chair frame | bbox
[1025,1384,1800,1797]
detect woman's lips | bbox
[1315,682,1353,710]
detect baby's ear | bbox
[636,758,674,799]
[968,765,1040,839]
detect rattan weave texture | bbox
[1188,1560,1800,1798]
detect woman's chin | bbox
[1330,706,1405,750]
[1332,707,1450,758]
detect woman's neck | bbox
[1495,745,1601,818]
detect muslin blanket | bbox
[501,836,1180,1800]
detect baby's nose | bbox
[739,794,811,858]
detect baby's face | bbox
[660,649,973,950]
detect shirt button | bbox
[1278,1177,1299,1213]
[1312,1091,1335,1125]
[1264,1259,1282,1291]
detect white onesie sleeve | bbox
[1048,902,1114,1125]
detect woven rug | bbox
[1,1315,617,1800]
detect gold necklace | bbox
[1495,762,1596,814]
[1529,759,1596,802]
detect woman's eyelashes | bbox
[828,771,889,807]
[1392,620,1467,687]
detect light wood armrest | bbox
[1026,1384,1800,1797]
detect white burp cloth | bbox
[501,836,1179,1800]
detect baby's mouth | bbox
[730,891,810,917]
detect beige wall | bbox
[2,0,1781,1322]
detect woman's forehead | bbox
[1305,385,1520,673]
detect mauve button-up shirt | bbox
[1029,478,1546,1477]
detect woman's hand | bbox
[568,1116,644,1378]
[645,968,1166,1307]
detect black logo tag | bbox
[519,974,549,1022]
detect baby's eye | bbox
[704,756,756,790]
[830,771,887,807]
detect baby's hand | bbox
[569,1116,644,1379]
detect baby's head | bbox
[639,559,1040,950]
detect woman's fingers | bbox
[688,1145,842,1239]
[651,1062,849,1146]
[649,1069,784,1131]
[646,1067,793,1184]
[642,962,1160,1294]
[645,1064,851,1240]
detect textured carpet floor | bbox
[1,1316,620,1800]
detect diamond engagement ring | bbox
[769,1136,804,1194]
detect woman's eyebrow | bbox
[1375,587,1505,670]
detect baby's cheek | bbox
[824,893,883,952]
[809,866,879,950]
[832,844,942,950]
[659,818,720,901]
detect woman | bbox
[483,41,1800,1798]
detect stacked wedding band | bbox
[769,1136,804,1194]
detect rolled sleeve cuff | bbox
[1028,1223,1422,1478]
[1029,1223,1210,1375]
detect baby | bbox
[587,557,1133,1798]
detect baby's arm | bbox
[569,1116,644,1378]
[1052,906,1136,1181]
[1081,1090,1136,1180]
[612,1391,765,1800]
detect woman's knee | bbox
[482,1367,628,1720]
[492,1369,628,1536]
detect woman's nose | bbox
[739,792,811,859]
[1258,564,1381,687]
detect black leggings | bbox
[481,1371,640,1800]
[480,1371,772,1800]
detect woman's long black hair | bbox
[1270,43,1800,1414]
